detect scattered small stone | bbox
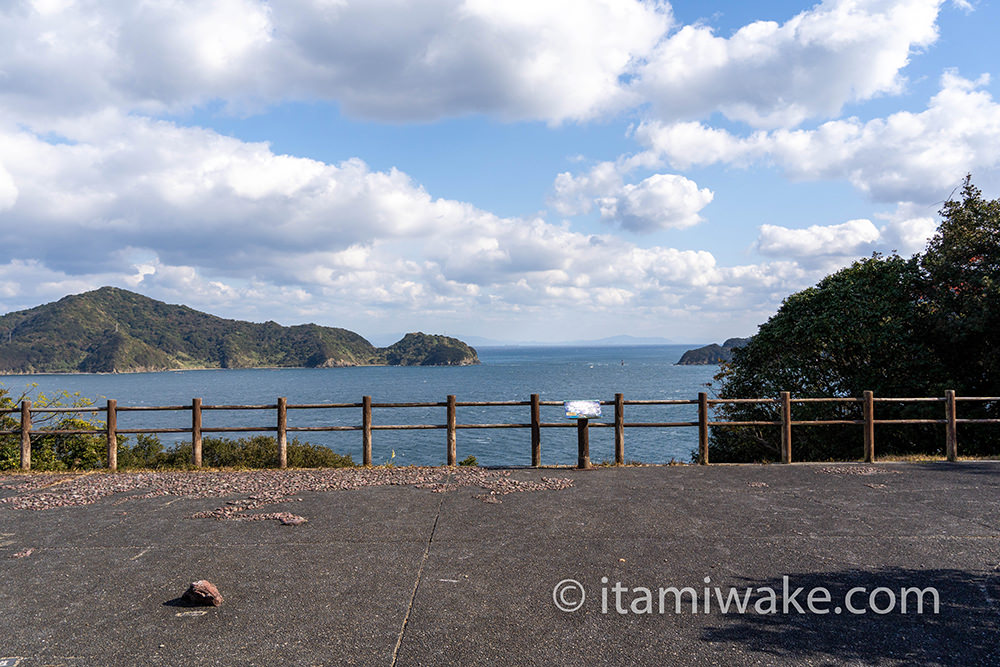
[182,580,223,607]
[0,467,574,520]
[418,469,573,503]
[865,483,888,489]
[818,466,899,476]
[11,547,34,558]
[746,481,769,488]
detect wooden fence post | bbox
[362,395,372,466]
[945,389,957,462]
[698,392,709,465]
[277,397,288,469]
[576,418,590,469]
[19,400,31,471]
[863,390,875,463]
[106,399,117,471]
[614,393,624,465]
[780,392,792,464]
[447,395,457,466]
[530,394,541,467]
[191,398,202,467]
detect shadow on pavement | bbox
[701,566,1000,665]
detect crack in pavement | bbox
[391,473,448,666]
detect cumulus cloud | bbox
[757,219,881,259]
[875,203,939,254]
[596,174,714,232]
[0,0,977,340]
[669,0,941,126]
[551,163,713,232]
[632,122,768,170]
[754,208,940,270]
[632,0,943,128]
[0,0,960,127]
[550,162,623,217]
[279,0,670,122]
[0,0,669,125]
[637,72,1000,203]
[0,113,826,338]
[0,161,17,211]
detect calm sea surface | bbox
[0,345,717,466]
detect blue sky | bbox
[0,0,998,344]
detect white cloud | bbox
[0,0,978,341]
[876,203,939,254]
[551,161,622,217]
[881,216,938,254]
[637,72,1000,203]
[0,0,959,128]
[296,0,670,122]
[551,162,713,232]
[0,161,17,211]
[753,208,940,269]
[757,219,881,259]
[633,0,944,128]
[0,113,829,338]
[597,174,714,232]
[0,0,669,125]
[633,121,768,170]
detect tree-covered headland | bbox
[710,176,1000,462]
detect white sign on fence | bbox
[564,400,601,419]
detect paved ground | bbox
[1,462,998,666]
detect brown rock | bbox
[182,580,223,606]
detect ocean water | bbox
[0,345,717,466]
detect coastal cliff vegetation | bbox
[0,287,478,373]
[710,176,1000,462]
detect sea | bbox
[0,345,717,467]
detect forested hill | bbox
[0,287,478,373]
[676,337,751,365]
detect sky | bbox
[1,0,998,344]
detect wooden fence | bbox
[2,390,998,471]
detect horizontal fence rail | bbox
[2,390,998,471]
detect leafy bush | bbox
[154,436,354,469]
[0,384,354,471]
[0,386,107,471]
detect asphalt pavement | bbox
[1,462,998,666]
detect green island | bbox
[676,337,751,365]
[0,287,478,373]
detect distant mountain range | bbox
[437,334,682,348]
[0,287,478,373]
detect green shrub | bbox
[116,433,176,469]
[0,383,354,471]
[117,435,354,470]
[0,386,107,471]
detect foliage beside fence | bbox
[710,177,1000,462]
[0,386,353,471]
[113,434,353,470]
[3,385,998,471]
